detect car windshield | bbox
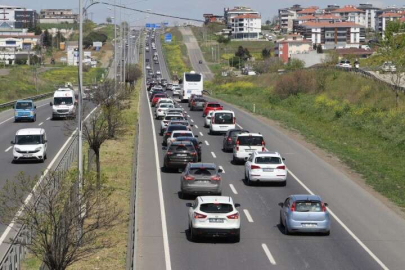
[214,113,233,124]
[238,136,264,146]
[167,126,187,132]
[295,201,323,212]
[208,104,221,108]
[194,98,205,102]
[255,156,281,164]
[173,132,192,138]
[54,97,73,105]
[200,203,233,213]
[15,102,33,109]
[16,135,42,145]
[189,167,215,176]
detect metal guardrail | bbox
[0,92,54,110]
[0,135,79,270]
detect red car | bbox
[151,94,167,107]
[203,102,223,117]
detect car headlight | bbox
[14,112,18,116]
[14,147,21,152]
[35,147,42,151]
[30,111,34,116]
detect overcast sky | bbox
[1,0,405,25]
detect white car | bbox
[244,151,287,186]
[156,98,174,107]
[146,65,151,70]
[160,114,186,135]
[167,130,196,146]
[209,110,235,135]
[186,196,241,242]
[173,86,182,96]
[204,111,214,128]
[155,103,175,119]
[233,133,265,164]
[156,70,161,75]
[165,108,187,118]
[12,128,47,163]
[336,60,351,69]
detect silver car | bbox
[180,163,223,199]
[279,194,330,235]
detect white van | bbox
[11,128,47,163]
[209,110,235,135]
[233,133,265,163]
[50,88,77,120]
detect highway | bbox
[135,30,405,270]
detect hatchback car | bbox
[279,195,330,235]
[155,103,175,119]
[244,151,287,186]
[162,125,188,146]
[186,196,241,242]
[174,136,202,161]
[222,129,250,152]
[11,128,47,163]
[190,98,206,111]
[203,102,223,117]
[162,141,198,171]
[188,94,203,107]
[160,115,187,135]
[180,163,223,198]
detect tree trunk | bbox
[95,150,101,189]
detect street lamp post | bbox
[78,0,84,181]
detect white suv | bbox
[186,196,241,242]
[167,130,196,146]
[244,151,287,186]
[12,128,47,163]
[233,133,265,164]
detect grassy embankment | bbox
[161,27,192,79]
[205,70,405,210]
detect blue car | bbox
[14,100,36,122]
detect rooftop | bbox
[301,21,363,28]
[332,5,365,13]
[297,8,318,14]
[379,12,404,18]
[234,14,261,19]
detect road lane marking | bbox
[219,166,225,173]
[199,132,203,137]
[0,117,13,126]
[211,152,216,158]
[288,170,389,270]
[236,124,243,129]
[4,146,12,152]
[243,209,254,223]
[46,117,51,120]
[194,125,198,129]
[229,184,238,194]
[262,244,277,265]
[190,119,194,123]
[38,122,44,126]
[205,140,209,146]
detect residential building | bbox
[357,3,380,30]
[278,5,303,33]
[274,34,312,63]
[0,33,41,50]
[297,21,365,49]
[331,5,366,27]
[0,5,38,29]
[203,14,224,24]
[324,5,340,13]
[224,7,259,26]
[224,7,261,40]
[294,14,342,31]
[39,9,78,24]
[376,11,405,38]
[296,7,319,17]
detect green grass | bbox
[21,253,42,270]
[207,70,405,210]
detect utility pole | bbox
[114,0,117,89]
[78,0,83,182]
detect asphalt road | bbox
[135,31,405,270]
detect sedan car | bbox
[279,194,330,235]
[222,129,250,152]
[186,196,240,242]
[244,151,287,186]
[174,136,202,161]
[180,163,223,198]
[162,141,198,171]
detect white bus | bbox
[181,71,203,102]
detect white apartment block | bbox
[332,5,365,26]
[357,4,380,30]
[224,7,261,40]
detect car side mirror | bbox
[190,124,194,127]
[50,102,53,106]
[162,146,167,150]
[218,169,223,173]
[282,157,286,161]
[234,203,241,208]
[198,142,202,144]
[10,141,15,145]
[44,140,48,143]
[324,203,328,207]
[194,135,198,138]
[278,202,284,207]
[34,105,37,109]
[186,203,192,207]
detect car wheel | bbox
[232,234,240,243]
[202,114,206,117]
[280,180,287,187]
[189,224,198,242]
[40,158,45,163]
[33,116,36,122]
[279,214,283,227]
[179,191,185,199]
[246,174,252,186]
[284,221,290,235]
[323,230,330,236]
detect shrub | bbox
[274,70,315,99]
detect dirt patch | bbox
[0,69,10,76]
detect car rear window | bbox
[15,102,33,109]
[167,125,187,132]
[194,98,205,102]
[214,113,233,124]
[173,132,192,138]
[200,203,233,213]
[230,130,248,138]
[160,104,173,108]
[166,116,184,121]
[295,201,323,212]
[169,144,195,152]
[189,167,215,176]
[208,104,221,108]
[255,157,281,164]
[238,136,264,146]
[155,94,166,98]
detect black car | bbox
[222,129,250,152]
[190,98,206,111]
[162,125,188,146]
[162,141,198,171]
[146,58,150,62]
[174,136,202,162]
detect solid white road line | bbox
[194,125,198,129]
[205,140,209,146]
[288,169,389,270]
[38,122,44,126]
[219,165,225,173]
[199,132,203,137]
[211,152,216,158]
[229,184,238,195]
[243,209,254,223]
[262,243,277,265]
[236,124,243,129]
[4,146,12,152]
[0,117,13,126]
[145,81,172,270]
[190,119,194,123]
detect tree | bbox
[261,48,270,58]
[0,172,120,270]
[235,46,251,61]
[106,17,112,24]
[317,44,323,54]
[217,35,230,44]
[125,64,142,85]
[286,58,305,71]
[265,19,271,26]
[43,30,52,48]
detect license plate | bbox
[209,218,224,223]
[263,168,274,172]
[302,223,317,227]
[220,126,227,128]
[177,154,187,157]
[187,90,192,93]
[23,154,32,158]
[245,149,254,152]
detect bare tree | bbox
[0,172,120,270]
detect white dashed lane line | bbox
[194,125,198,129]
[262,244,277,265]
[4,146,12,152]
[199,132,203,137]
[190,119,194,123]
[219,166,225,173]
[243,209,254,223]
[38,122,44,126]
[236,124,243,129]
[211,152,216,158]
[205,140,209,146]
[46,117,51,120]
[229,184,238,195]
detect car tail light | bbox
[236,140,239,151]
[158,109,162,112]
[276,165,286,170]
[227,213,239,219]
[290,202,296,212]
[233,117,236,124]
[210,176,221,181]
[211,116,215,124]
[167,151,173,155]
[190,152,197,156]
[194,212,207,219]
[321,202,327,212]
[163,120,168,123]
[261,140,265,151]
[183,175,195,181]
[192,101,196,106]
[165,132,171,136]
[251,165,261,170]
[227,137,232,142]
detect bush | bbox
[217,35,230,44]
[84,32,108,48]
[285,59,305,71]
[274,70,316,99]
[253,57,283,74]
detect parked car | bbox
[190,98,206,111]
[180,163,223,198]
[203,102,223,117]
[233,133,265,164]
[244,151,287,186]
[174,136,202,161]
[222,129,250,152]
[381,61,396,73]
[162,141,198,171]
[336,60,352,69]
[11,128,47,163]
[14,99,36,122]
[186,196,241,242]
[279,195,330,235]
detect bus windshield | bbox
[185,74,201,82]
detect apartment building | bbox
[357,3,380,30]
[331,5,366,26]
[0,5,38,29]
[376,11,405,38]
[274,34,312,63]
[278,5,303,33]
[224,7,261,40]
[39,9,78,24]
